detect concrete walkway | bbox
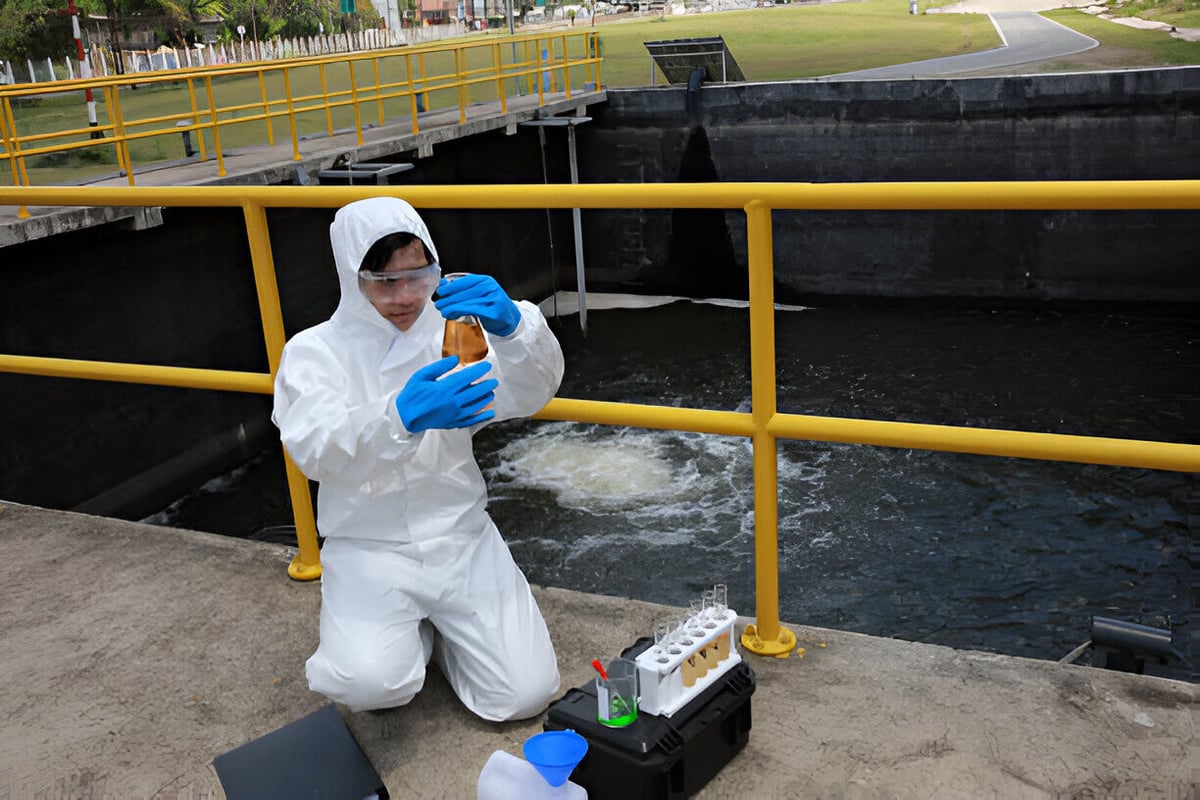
[1,500,1195,799]
[0,88,605,248]
[825,11,1099,79]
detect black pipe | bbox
[1090,616,1173,656]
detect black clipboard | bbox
[212,704,388,800]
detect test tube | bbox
[673,615,694,648]
[701,588,717,627]
[713,583,728,618]
[686,599,705,637]
[654,620,673,659]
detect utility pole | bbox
[65,0,101,137]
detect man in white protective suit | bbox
[272,196,565,721]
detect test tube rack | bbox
[635,608,741,718]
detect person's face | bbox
[358,238,439,332]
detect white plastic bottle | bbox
[476,750,587,800]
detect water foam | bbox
[486,423,758,542]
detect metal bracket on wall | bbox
[519,116,593,336]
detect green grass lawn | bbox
[1039,8,1200,68]
[596,1,1001,84]
[1099,0,1200,27]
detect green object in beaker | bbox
[595,659,638,728]
[600,692,638,728]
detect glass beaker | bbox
[440,272,488,365]
[596,657,638,728]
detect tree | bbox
[157,0,230,45]
[73,0,226,72]
[0,0,76,62]
[74,0,166,75]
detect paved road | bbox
[825,10,1098,79]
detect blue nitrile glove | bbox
[395,356,497,433]
[434,273,521,337]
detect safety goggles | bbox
[358,262,441,290]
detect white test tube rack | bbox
[635,608,741,718]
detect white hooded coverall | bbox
[272,197,564,720]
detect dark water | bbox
[144,300,1199,663]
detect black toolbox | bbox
[543,637,755,800]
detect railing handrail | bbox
[2,179,1198,658]
[2,180,1197,210]
[0,32,593,98]
[1,32,602,194]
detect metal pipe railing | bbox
[2,180,1198,657]
[0,31,602,207]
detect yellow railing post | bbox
[373,57,385,128]
[0,95,30,217]
[203,76,227,177]
[493,42,507,114]
[283,66,301,162]
[282,450,322,580]
[405,53,421,133]
[349,60,364,146]
[100,85,125,180]
[536,39,546,103]
[593,31,603,89]
[560,34,571,97]
[185,77,208,161]
[455,47,468,125]
[258,69,275,146]
[522,39,533,96]
[740,201,799,658]
[320,63,334,137]
[108,85,135,186]
[241,199,322,580]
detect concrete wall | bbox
[570,67,1200,304]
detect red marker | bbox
[590,659,609,682]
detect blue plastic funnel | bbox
[522,730,588,787]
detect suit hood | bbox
[329,197,440,330]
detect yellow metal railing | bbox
[0,31,602,205]
[2,181,1198,659]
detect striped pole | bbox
[66,0,101,138]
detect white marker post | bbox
[66,0,100,137]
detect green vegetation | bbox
[596,1,1001,84]
[1042,7,1199,68]
[0,0,384,63]
[1102,0,1200,27]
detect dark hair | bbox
[359,232,434,273]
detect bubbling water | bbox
[492,429,675,512]
[475,299,1196,662]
